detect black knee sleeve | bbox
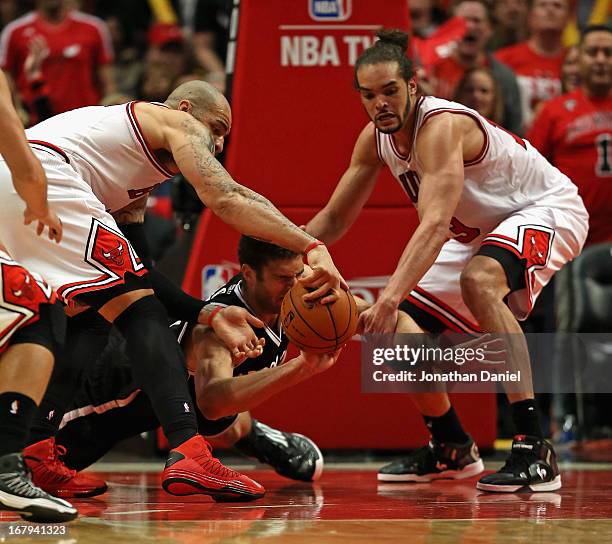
[114,296,196,448]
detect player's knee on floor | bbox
[216,413,252,447]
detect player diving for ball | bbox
[28,237,343,498]
[307,29,588,492]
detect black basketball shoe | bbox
[0,453,77,523]
[236,420,323,481]
[477,435,561,493]
[378,437,484,482]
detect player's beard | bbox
[376,99,411,134]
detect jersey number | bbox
[596,134,612,177]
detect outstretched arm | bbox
[0,72,61,242]
[359,113,465,334]
[307,123,381,245]
[191,326,340,420]
[167,114,314,250]
[140,104,346,302]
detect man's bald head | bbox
[165,80,230,121]
[165,80,232,155]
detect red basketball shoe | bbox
[162,435,265,502]
[23,438,108,498]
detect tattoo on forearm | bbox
[182,117,314,245]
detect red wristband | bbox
[303,240,325,264]
[207,306,223,327]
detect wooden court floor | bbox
[1,463,611,543]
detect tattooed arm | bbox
[136,103,346,302]
[173,116,312,249]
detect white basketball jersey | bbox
[25,102,175,213]
[376,96,584,242]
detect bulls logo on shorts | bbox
[523,228,551,268]
[89,222,140,275]
[0,256,55,352]
[57,219,147,301]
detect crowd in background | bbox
[0,0,611,439]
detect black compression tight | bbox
[114,296,197,448]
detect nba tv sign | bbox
[309,0,352,21]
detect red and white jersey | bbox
[494,42,564,128]
[528,89,612,245]
[0,10,113,113]
[25,102,176,213]
[375,96,585,243]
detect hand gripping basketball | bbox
[280,281,358,353]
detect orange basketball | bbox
[280,282,359,353]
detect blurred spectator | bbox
[410,0,440,38]
[22,34,52,123]
[104,14,142,96]
[0,0,115,114]
[428,0,523,133]
[0,1,20,29]
[454,67,505,123]
[173,0,229,91]
[561,45,581,92]
[99,92,134,106]
[528,25,612,246]
[489,0,529,50]
[136,62,175,103]
[495,0,571,131]
[146,23,192,84]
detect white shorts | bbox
[405,204,588,333]
[0,148,146,306]
[0,251,56,353]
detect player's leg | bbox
[1,166,264,502]
[0,298,77,523]
[24,310,111,498]
[466,209,586,492]
[74,284,263,501]
[58,391,161,473]
[377,307,483,482]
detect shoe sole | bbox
[51,483,108,499]
[292,433,324,482]
[162,476,265,501]
[377,458,485,482]
[0,491,78,523]
[476,475,562,493]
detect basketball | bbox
[280,282,359,353]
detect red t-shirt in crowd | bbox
[528,88,612,245]
[429,55,469,100]
[495,42,564,128]
[0,10,113,114]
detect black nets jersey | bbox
[172,273,289,376]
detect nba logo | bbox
[202,263,239,300]
[309,0,352,21]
